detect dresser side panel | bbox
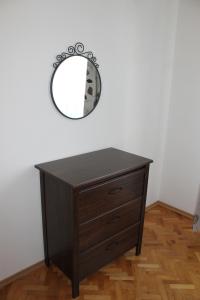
[44,173,74,278]
[136,164,150,255]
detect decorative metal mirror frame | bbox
[50,42,102,120]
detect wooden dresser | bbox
[35,148,153,298]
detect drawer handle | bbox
[108,187,122,195]
[106,215,120,224]
[105,241,119,251]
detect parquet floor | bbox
[1,204,200,300]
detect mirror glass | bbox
[51,55,101,119]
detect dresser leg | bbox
[45,257,50,267]
[136,243,141,256]
[72,280,79,298]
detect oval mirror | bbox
[50,43,101,119]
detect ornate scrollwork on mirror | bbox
[50,42,101,120]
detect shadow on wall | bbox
[0,166,43,242]
[193,184,200,232]
[0,166,44,279]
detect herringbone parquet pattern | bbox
[1,205,200,300]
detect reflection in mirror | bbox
[51,55,101,119]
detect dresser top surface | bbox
[35,148,153,188]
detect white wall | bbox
[0,0,177,280]
[160,0,200,214]
[121,0,179,204]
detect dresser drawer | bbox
[79,197,142,251]
[78,168,145,223]
[79,223,139,279]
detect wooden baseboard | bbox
[0,261,44,289]
[146,200,194,220]
[145,201,160,212]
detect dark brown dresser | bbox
[35,148,153,298]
